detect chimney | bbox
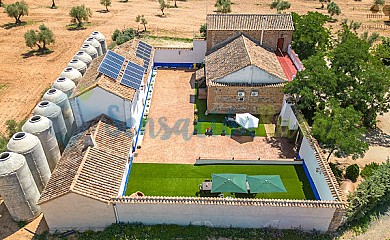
[84,131,96,149]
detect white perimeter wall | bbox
[279,101,334,200]
[70,87,136,129]
[299,137,334,200]
[116,203,335,232]
[153,40,207,63]
[216,65,285,84]
[279,100,298,129]
[41,193,115,233]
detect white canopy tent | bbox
[235,113,259,129]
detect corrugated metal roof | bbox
[207,14,294,31]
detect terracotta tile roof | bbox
[70,56,137,101]
[195,68,205,81]
[38,115,133,204]
[207,14,294,31]
[205,34,288,84]
[71,39,154,101]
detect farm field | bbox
[0,0,389,132]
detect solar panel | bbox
[136,41,152,70]
[120,61,145,90]
[98,50,126,80]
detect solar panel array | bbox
[136,41,152,70]
[120,62,145,90]
[98,50,126,80]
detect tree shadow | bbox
[230,135,254,144]
[2,21,27,30]
[155,14,168,18]
[21,49,54,59]
[364,128,390,147]
[96,10,109,13]
[265,137,297,158]
[66,24,87,31]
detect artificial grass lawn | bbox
[194,97,266,137]
[125,163,315,200]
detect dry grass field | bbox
[0,0,389,132]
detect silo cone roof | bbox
[90,31,105,41]
[42,89,67,105]
[22,115,52,134]
[67,59,87,70]
[52,77,76,92]
[34,101,61,118]
[7,132,40,153]
[0,152,25,176]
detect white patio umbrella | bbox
[235,113,259,129]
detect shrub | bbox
[329,162,343,183]
[360,162,379,179]
[111,28,134,45]
[345,164,360,182]
[346,161,390,232]
[199,23,207,37]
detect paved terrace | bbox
[134,69,296,164]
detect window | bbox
[237,91,245,97]
[251,91,259,97]
[238,97,245,102]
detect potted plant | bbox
[193,115,198,125]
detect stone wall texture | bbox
[206,84,284,115]
[207,30,293,52]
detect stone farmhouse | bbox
[206,14,294,52]
[199,14,297,115]
[0,14,346,234]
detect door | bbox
[277,38,284,52]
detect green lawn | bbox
[194,95,266,137]
[125,163,315,200]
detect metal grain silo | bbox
[67,59,87,75]
[22,116,61,172]
[60,67,82,85]
[7,132,51,193]
[42,88,75,137]
[90,31,107,54]
[0,152,41,222]
[73,51,92,67]
[80,44,98,59]
[34,101,67,151]
[84,37,102,56]
[52,77,76,97]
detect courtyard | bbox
[133,69,296,164]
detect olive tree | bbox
[215,0,231,13]
[319,0,330,9]
[136,15,148,32]
[24,24,55,52]
[5,1,28,25]
[69,4,92,27]
[327,1,341,17]
[270,0,291,13]
[100,0,111,12]
[158,0,167,15]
